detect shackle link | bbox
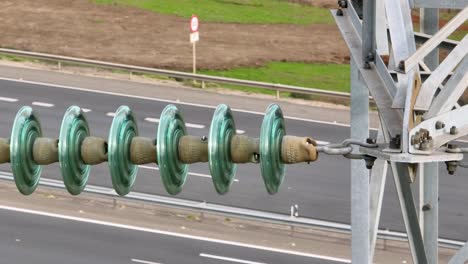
[316,139,378,157]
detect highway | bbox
[0,66,467,242]
[0,206,347,264]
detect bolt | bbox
[398,61,405,71]
[201,136,208,142]
[450,126,458,135]
[366,53,375,62]
[447,144,457,150]
[445,161,458,175]
[422,204,432,211]
[365,158,375,170]
[435,121,445,130]
[389,134,401,149]
[337,0,347,8]
[366,138,376,144]
[336,9,343,16]
[363,61,371,69]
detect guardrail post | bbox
[58,61,62,71]
[276,89,280,100]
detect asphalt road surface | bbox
[0,72,466,242]
[0,207,346,264]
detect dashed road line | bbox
[82,108,91,113]
[32,101,54,107]
[0,96,18,102]
[138,165,239,183]
[106,112,116,117]
[144,117,205,129]
[199,253,267,264]
[131,258,162,264]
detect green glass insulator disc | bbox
[260,104,286,194]
[108,106,139,196]
[59,106,90,195]
[10,106,42,195]
[208,104,237,194]
[157,104,188,195]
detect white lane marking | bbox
[0,96,18,102]
[32,101,54,107]
[144,117,205,129]
[82,108,91,113]
[0,77,357,128]
[0,205,350,263]
[236,129,245,134]
[200,253,266,264]
[106,112,116,117]
[131,258,162,264]
[138,165,239,183]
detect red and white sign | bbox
[190,15,199,33]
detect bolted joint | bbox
[130,137,156,165]
[231,135,259,163]
[0,138,10,163]
[336,9,344,16]
[178,136,208,164]
[33,138,59,165]
[366,138,376,145]
[81,137,108,165]
[281,136,318,164]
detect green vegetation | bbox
[201,62,350,94]
[94,0,333,24]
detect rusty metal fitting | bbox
[81,137,108,165]
[0,138,10,163]
[281,136,318,164]
[33,137,59,165]
[230,135,259,163]
[178,136,208,164]
[130,137,156,165]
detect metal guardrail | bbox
[0,171,464,249]
[0,48,352,101]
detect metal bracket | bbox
[409,105,468,154]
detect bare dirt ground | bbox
[0,0,348,71]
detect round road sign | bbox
[190,15,199,32]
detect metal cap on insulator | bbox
[33,138,59,165]
[230,135,259,163]
[281,136,318,164]
[130,137,156,165]
[81,137,108,165]
[178,136,208,164]
[0,138,10,163]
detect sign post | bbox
[190,15,202,87]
